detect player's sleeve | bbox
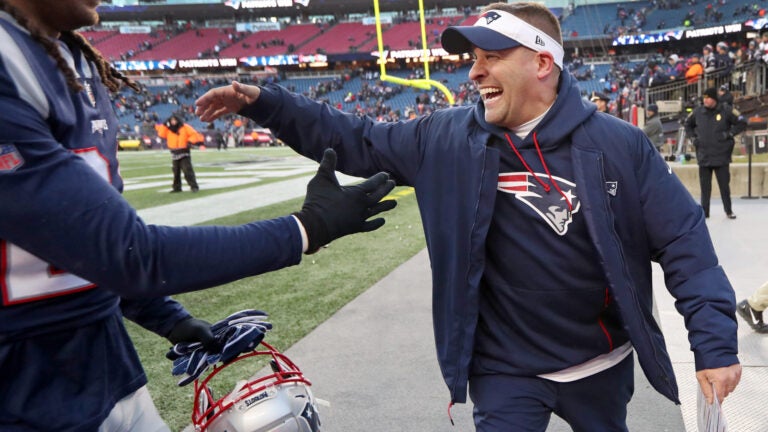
[0,95,303,299]
[120,296,191,337]
[239,83,426,186]
[634,129,737,370]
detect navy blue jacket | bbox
[0,15,302,430]
[243,69,738,405]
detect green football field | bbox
[118,147,426,430]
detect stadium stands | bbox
[94,0,768,150]
[356,17,461,52]
[299,22,372,55]
[85,0,764,62]
[131,28,233,61]
[94,30,170,61]
[220,23,323,57]
[80,29,117,44]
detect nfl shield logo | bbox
[0,144,24,172]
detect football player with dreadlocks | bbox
[0,1,396,431]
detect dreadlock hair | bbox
[0,0,140,94]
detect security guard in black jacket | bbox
[684,87,747,219]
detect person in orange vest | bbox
[156,115,203,192]
[684,53,704,84]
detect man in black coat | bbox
[718,85,735,111]
[684,87,747,219]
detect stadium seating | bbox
[356,17,460,52]
[561,2,653,37]
[299,22,372,55]
[220,24,322,57]
[80,29,117,44]
[94,30,169,61]
[131,28,233,61]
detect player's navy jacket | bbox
[0,13,301,431]
[240,69,738,405]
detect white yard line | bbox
[137,173,362,226]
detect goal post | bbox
[373,0,455,105]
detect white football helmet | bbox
[190,341,321,432]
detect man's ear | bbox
[536,52,557,80]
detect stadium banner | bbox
[362,16,392,26]
[683,23,742,39]
[371,48,450,60]
[119,25,152,34]
[745,18,768,30]
[224,0,309,9]
[178,58,239,69]
[239,53,327,67]
[613,23,743,46]
[113,60,177,71]
[328,52,377,62]
[235,22,282,32]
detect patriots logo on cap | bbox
[480,11,502,25]
[498,172,580,235]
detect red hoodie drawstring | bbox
[504,132,573,212]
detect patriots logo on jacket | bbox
[481,11,502,25]
[498,172,581,235]
[0,144,24,173]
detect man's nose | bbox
[469,60,486,81]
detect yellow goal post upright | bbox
[372,0,455,105]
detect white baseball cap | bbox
[441,9,564,69]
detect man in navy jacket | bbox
[196,2,741,430]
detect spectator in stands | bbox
[0,1,398,431]
[628,79,644,107]
[684,87,747,219]
[156,115,203,192]
[197,3,742,430]
[718,84,734,110]
[590,91,611,113]
[758,33,768,61]
[639,60,669,90]
[664,54,684,80]
[140,114,156,141]
[685,53,704,84]
[642,103,664,152]
[737,281,768,333]
[714,41,734,75]
[616,87,634,121]
[702,44,717,74]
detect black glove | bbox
[294,148,397,254]
[166,317,218,353]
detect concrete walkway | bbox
[283,198,768,432]
[141,171,767,431]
